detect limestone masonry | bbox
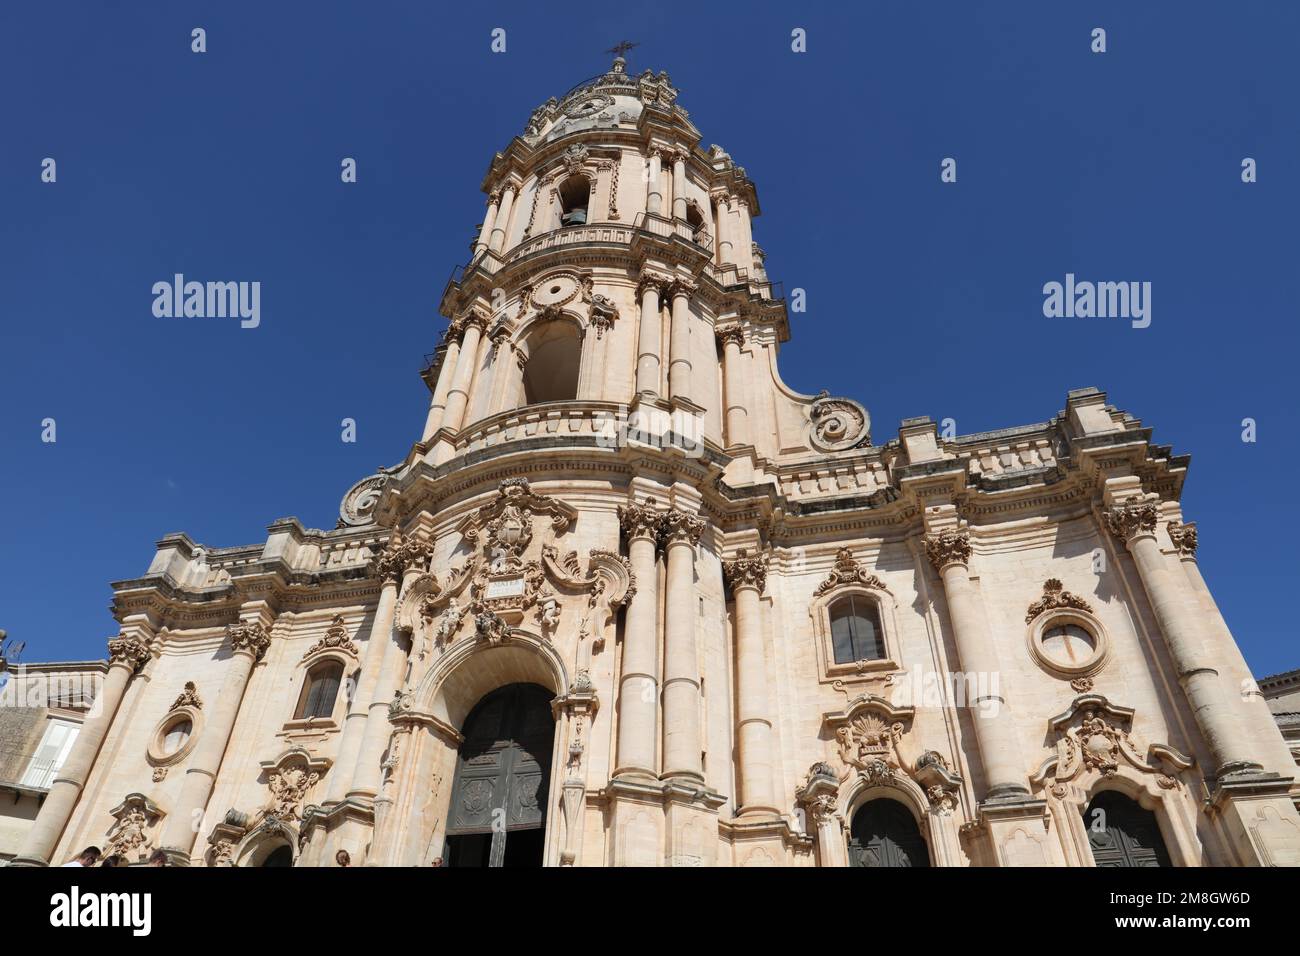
[6,57,1298,867]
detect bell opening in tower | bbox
[558,175,589,227]
[521,322,581,405]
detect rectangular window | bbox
[20,720,79,789]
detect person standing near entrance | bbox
[61,846,101,867]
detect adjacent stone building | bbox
[8,58,1300,867]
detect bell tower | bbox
[418,53,786,473]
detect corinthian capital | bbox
[723,548,768,594]
[618,500,662,542]
[1167,521,1198,556]
[715,325,745,348]
[107,634,151,672]
[227,621,272,661]
[1104,496,1160,544]
[669,277,698,299]
[373,528,433,582]
[636,271,672,298]
[925,528,971,571]
[659,508,706,547]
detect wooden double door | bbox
[444,683,554,867]
[1084,791,1171,867]
[848,799,931,868]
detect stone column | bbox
[668,278,696,402]
[660,508,706,782]
[159,616,273,861]
[326,530,419,804]
[11,632,152,866]
[646,148,664,217]
[421,330,463,442]
[798,764,848,867]
[717,325,748,447]
[723,549,778,816]
[614,502,662,779]
[439,313,487,436]
[714,194,733,264]
[349,556,428,802]
[474,190,501,257]
[1104,494,1259,777]
[488,182,516,253]
[635,274,665,398]
[735,198,755,273]
[1168,521,1296,774]
[925,527,1029,799]
[671,150,688,220]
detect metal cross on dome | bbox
[606,40,638,60]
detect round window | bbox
[162,718,193,756]
[1040,623,1096,667]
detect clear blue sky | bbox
[1,2,1295,675]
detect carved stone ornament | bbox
[814,548,887,597]
[1025,578,1094,623]
[105,793,164,863]
[617,499,663,541]
[227,620,273,662]
[475,610,510,647]
[807,393,871,452]
[1030,694,1193,792]
[372,527,434,583]
[722,548,768,595]
[302,614,359,661]
[260,749,329,822]
[924,528,972,571]
[107,634,151,671]
[170,681,203,711]
[460,478,574,572]
[795,762,841,826]
[715,325,744,348]
[1167,520,1198,556]
[658,508,706,547]
[337,466,399,528]
[1103,494,1160,544]
[588,293,619,339]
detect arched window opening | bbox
[829,594,884,665]
[1083,791,1171,867]
[559,176,589,227]
[295,660,344,720]
[522,323,581,405]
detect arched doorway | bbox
[848,798,930,867]
[444,683,554,867]
[260,844,293,867]
[1083,791,1171,867]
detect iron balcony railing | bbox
[0,748,59,791]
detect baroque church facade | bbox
[11,57,1300,868]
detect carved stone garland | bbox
[104,793,165,863]
[260,749,329,823]
[301,613,358,661]
[822,695,963,813]
[1025,578,1094,623]
[1030,694,1193,798]
[814,548,887,597]
[404,479,631,667]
